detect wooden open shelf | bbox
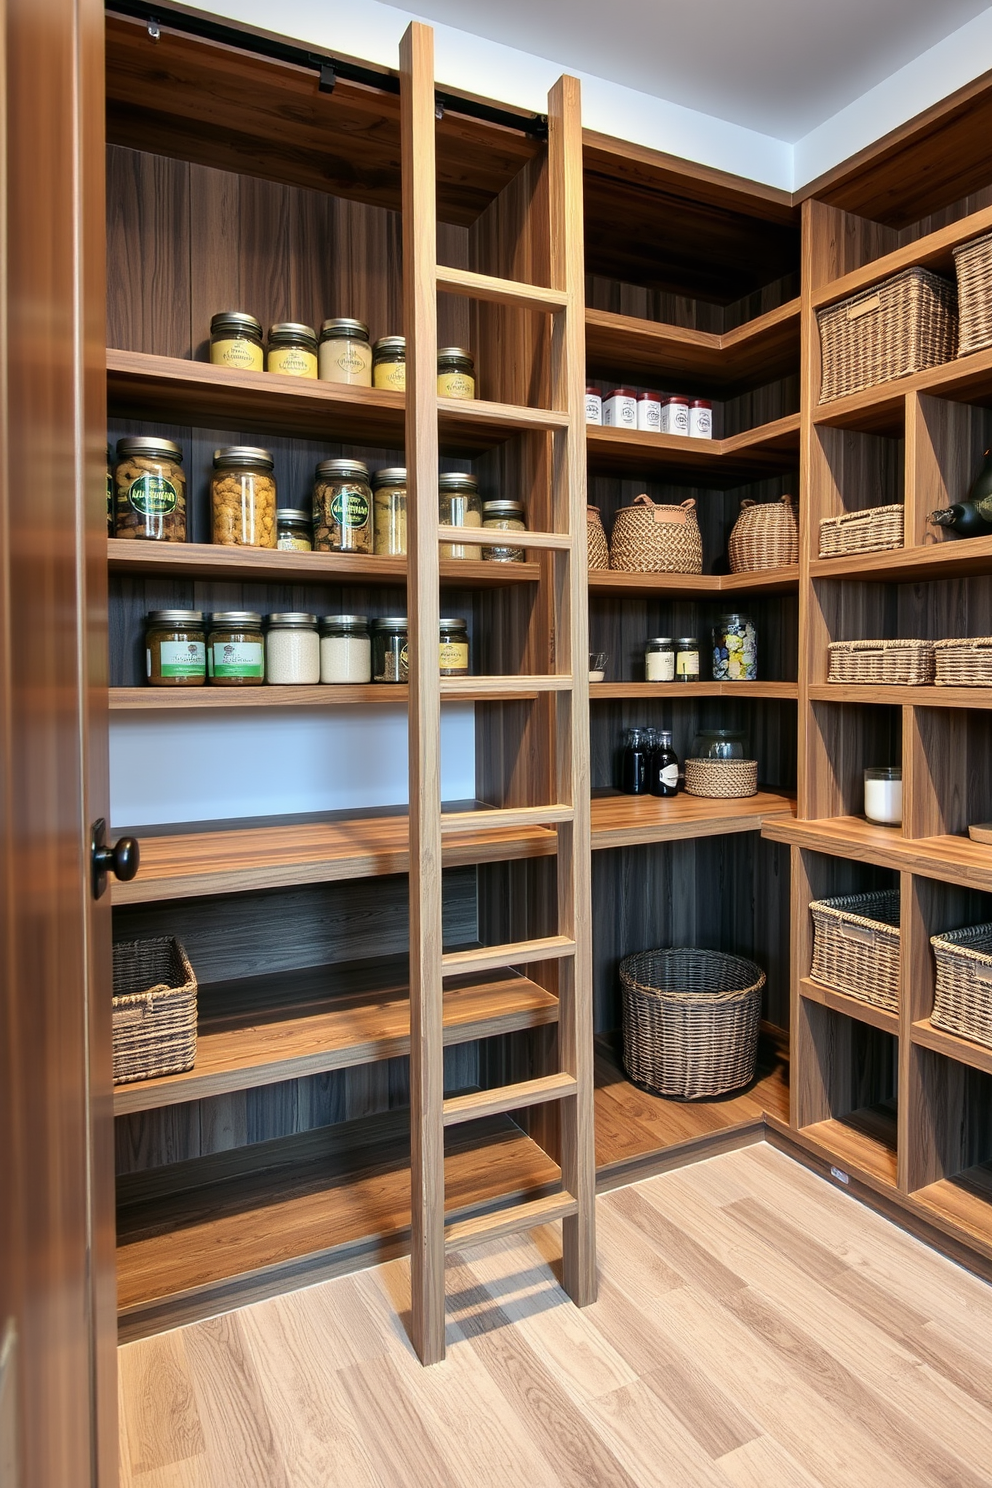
[914,1162,992,1248]
[911,1018,992,1077]
[809,683,992,709]
[811,345,992,436]
[585,413,800,484]
[800,976,899,1035]
[811,202,992,310]
[588,566,799,598]
[810,535,992,584]
[109,682,549,709]
[764,815,992,893]
[800,1101,899,1187]
[590,789,795,850]
[592,680,798,701]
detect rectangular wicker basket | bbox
[827,638,935,685]
[818,504,904,558]
[112,936,197,1085]
[953,231,992,357]
[809,890,901,1013]
[933,636,992,687]
[817,266,957,403]
[931,922,992,1049]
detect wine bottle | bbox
[649,729,680,798]
[620,728,648,795]
[929,449,992,536]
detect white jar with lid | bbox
[585,386,603,425]
[320,615,372,684]
[662,396,690,436]
[603,387,637,428]
[637,392,662,433]
[266,613,320,685]
[689,399,713,439]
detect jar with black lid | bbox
[207,611,265,686]
[146,610,206,687]
[276,509,312,552]
[439,472,483,560]
[675,636,700,683]
[481,499,526,562]
[372,617,408,683]
[209,311,264,372]
[437,347,475,400]
[115,437,187,542]
[372,336,406,392]
[439,618,469,676]
[645,636,675,683]
[266,322,318,379]
[318,318,372,386]
[313,458,372,553]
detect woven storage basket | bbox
[728,495,798,572]
[587,505,610,570]
[953,232,992,357]
[817,266,958,403]
[827,638,935,685]
[809,890,901,1013]
[933,636,992,686]
[930,921,992,1048]
[609,494,703,574]
[112,937,197,1085]
[684,758,758,799]
[819,504,904,558]
[620,947,765,1100]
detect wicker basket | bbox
[817,266,958,403]
[728,495,798,572]
[609,495,703,574]
[684,758,758,799]
[819,504,904,558]
[112,937,197,1085]
[809,890,901,1013]
[587,505,610,571]
[933,636,992,687]
[930,921,992,1048]
[953,232,992,357]
[827,638,935,685]
[620,947,765,1100]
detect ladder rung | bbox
[437,525,573,551]
[436,263,569,314]
[437,398,569,433]
[443,1072,577,1127]
[441,935,576,977]
[445,1191,579,1250]
[441,804,574,834]
[440,675,572,697]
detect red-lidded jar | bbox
[636,391,662,433]
[663,395,690,436]
[585,385,603,425]
[603,387,637,429]
[689,398,713,439]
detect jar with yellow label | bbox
[482,499,526,562]
[439,472,483,559]
[266,322,318,379]
[276,509,312,551]
[372,467,407,555]
[114,437,187,542]
[318,318,372,386]
[313,458,372,554]
[437,347,475,400]
[209,311,264,372]
[211,446,277,548]
[372,336,406,392]
[439,618,469,676]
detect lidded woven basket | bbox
[587,505,610,570]
[728,495,798,572]
[933,636,992,687]
[827,638,935,686]
[816,265,957,403]
[819,504,904,558]
[609,495,702,574]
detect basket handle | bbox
[972,962,992,986]
[738,499,756,512]
[837,921,878,945]
[586,505,601,519]
[632,494,696,526]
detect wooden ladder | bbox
[400,22,596,1364]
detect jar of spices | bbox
[372,468,407,556]
[209,311,264,372]
[636,391,662,433]
[106,443,114,536]
[114,437,187,542]
[318,318,372,386]
[372,336,406,392]
[439,472,483,559]
[662,396,690,436]
[211,446,277,548]
[439,617,469,676]
[645,636,675,682]
[265,612,320,685]
[313,458,372,553]
[712,613,757,681]
[689,399,713,439]
[437,347,475,400]
[675,636,700,682]
[585,386,603,425]
[145,610,206,687]
[276,509,312,551]
[372,617,408,683]
[482,499,526,562]
[207,612,264,686]
[320,615,372,684]
[266,322,318,379]
[603,387,637,429]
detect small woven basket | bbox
[620,947,765,1100]
[819,504,904,558]
[817,266,958,403]
[587,505,610,570]
[933,636,992,686]
[930,921,992,1049]
[112,936,197,1085]
[609,495,703,574]
[728,495,798,572]
[684,758,758,799]
[953,232,992,357]
[809,890,901,1013]
[827,638,935,686]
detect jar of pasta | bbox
[266,322,318,379]
[276,509,312,551]
[209,311,264,371]
[313,459,372,553]
[318,318,372,386]
[114,437,187,542]
[211,446,277,548]
[481,499,526,562]
[439,472,482,559]
[439,618,469,676]
[372,467,407,555]
[207,612,264,686]
[372,336,406,392]
[437,347,475,400]
[372,617,408,683]
[145,610,206,687]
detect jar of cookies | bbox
[211,446,277,548]
[114,437,187,542]
[313,458,372,554]
[372,467,407,555]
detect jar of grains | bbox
[209,311,264,371]
[439,472,483,559]
[372,617,408,683]
[320,615,372,684]
[266,612,320,685]
[106,443,114,536]
[372,336,406,391]
[437,347,475,400]
[481,499,526,562]
[114,437,187,542]
[372,467,407,555]
[266,322,318,379]
[207,612,265,686]
[318,318,372,386]
[439,618,470,676]
[313,458,372,553]
[276,509,312,551]
[145,610,206,687]
[211,446,277,547]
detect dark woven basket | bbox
[620,947,765,1100]
[112,936,197,1084]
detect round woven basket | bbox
[609,495,702,574]
[684,758,758,798]
[587,505,610,570]
[728,495,798,572]
[620,947,765,1099]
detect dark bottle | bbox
[620,727,648,795]
[649,729,680,798]
[929,449,992,536]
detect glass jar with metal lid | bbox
[372,467,407,556]
[372,335,406,392]
[675,636,700,683]
[276,509,312,552]
[481,499,526,563]
[371,617,408,683]
[114,436,187,542]
[691,728,748,760]
[209,310,264,372]
[439,618,469,676]
[645,637,675,683]
[145,610,206,687]
[439,472,483,560]
[266,322,318,379]
[318,318,372,386]
[211,446,277,548]
[265,613,320,685]
[320,615,372,684]
[313,458,372,554]
[207,612,264,686]
[437,347,475,400]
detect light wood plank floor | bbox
[118,1143,992,1488]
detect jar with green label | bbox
[114,437,187,542]
[209,311,264,372]
[372,617,408,683]
[106,443,114,536]
[372,336,406,392]
[146,610,206,686]
[207,612,264,686]
[276,509,312,551]
[318,318,372,386]
[439,472,483,559]
[266,322,318,379]
[211,446,277,548]
[437,347,475,400]
[439,618,469,676]
[372,467,407,555]
[313,458,372,554]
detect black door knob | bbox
[91,818,140,900]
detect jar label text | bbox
[211,640,264,677]
[330,489,370,530]
[128,474,179,517]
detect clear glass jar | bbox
[211,446,277,548]
[439,618,469,676]
[645,636,675,682]
[439,472,483,559]
[372,617,408,683]
[145,610,206,687]
[265,613,319,685]
[209,310,264,372]
[115,437,187,542]
[207,611,264,686]
[276,509,312,551]
[313,458,372,554]
[266,322,318,379]
[106,443,114,536]
[675,636,700,682]
[481,499,526,562]
[372,336,406,392]
[320,615,372,684]
[318,318,372,386]
[437,347,475,400]
[712,612,757,681]
[372,467,407,556]
[691,729,748,760]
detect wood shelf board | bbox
[910,1018,992,1077]
[812,203,992,311]
[590,789,795,850]
[108,682,543,710]
[913,1161,992,1248]
[810,536,992,584]
[809,683,992,709]
[762,815,992,893]
[591,680,798,700]
[801,1102,898,1187]
[585,415,800,485]
[588,566,799,598]
[811,346,992,436]
[799,977,899,1035]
